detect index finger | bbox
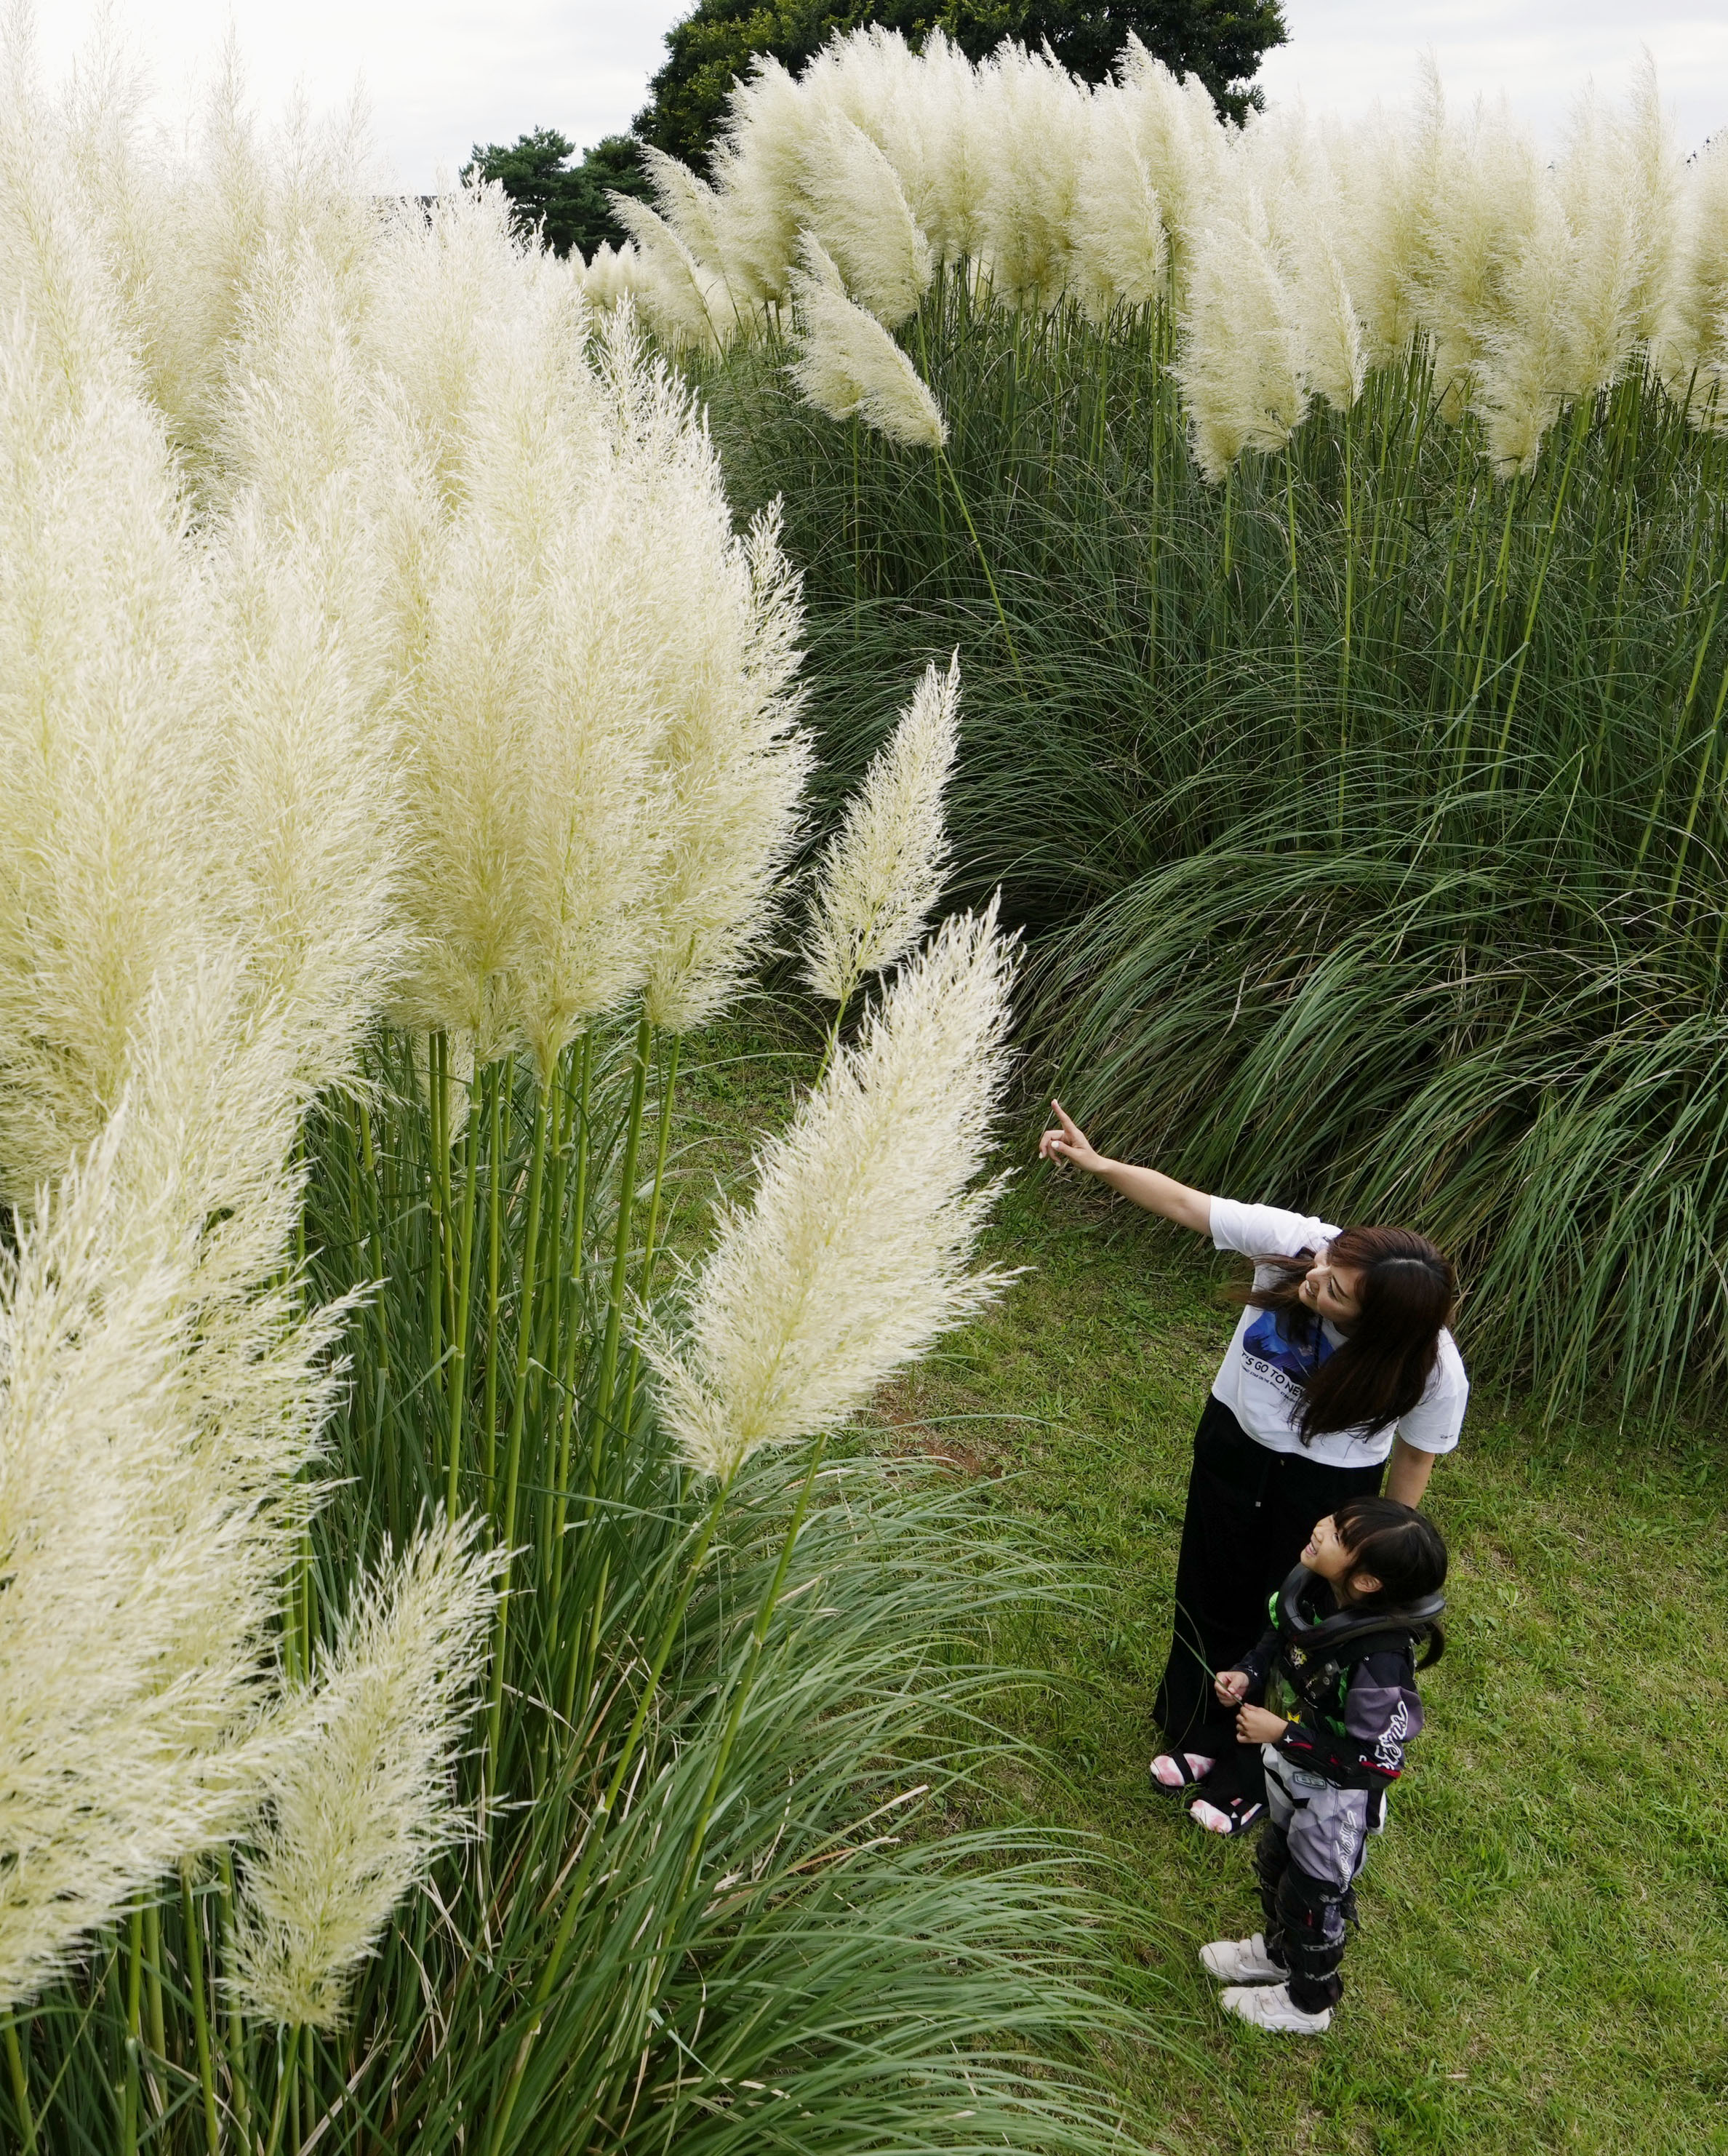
[1049,1097,1081,1139]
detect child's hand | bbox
[1236,1704,1288,1745]
[1213,1669,1249,1706]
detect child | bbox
[1199,1495,1447,2035]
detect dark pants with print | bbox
[1255,1751,1374,2012]
[1153,1397,1383,1804]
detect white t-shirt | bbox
[1208,1197,1468,1470]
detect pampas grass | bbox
[644,905,1014,1480]
[789,233,947,447]
[0,954,339,2011]
[0,312,209,1197]
[231,1515,497,2031]
[591,30,1709,485]
[799,107,933,327]
[0,31,1164,2156]
[1175,209,1306,479]
[804,654,961,1010]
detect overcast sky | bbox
[33,1,1728,192]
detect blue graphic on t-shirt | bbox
[1241,1306,1335,1389]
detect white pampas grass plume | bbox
[579,237,646,313]
[359,183,541,503]
[200,239,404,1095]
[640,143,727,268]
[1615,56,1679,351]
[975,45,1089,308]
[1237,110,1366,412]
[804,655,960,1008]
[609,195,732,354]
[877,29,992,268]
[1473,187,1579,475]
[61,40,379,475]
[201,497,403,1095]
[367,211,674,1066]
[642,904,1015,1480]
[635,463,812,1034]
[705,54,818,306]
[230,1516,499,2030]
[788,234,947,448]
[799,108,932,327]
[1175,209,1307,482]
[0,957,343,2010]
[0,311,209,1197]
[1473,71,1675,476]
[804,28,977,271]
[1325,86,1443,372]
[387,289,668,1066]
[1412,95,1545,419]
[1071,102,1167,324]
[368,205,805,1053]
[1663,134,1728,417]
[1292,235,1366,414]
[1113,42,1228,303]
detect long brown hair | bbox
[1230,1225,1457,1444]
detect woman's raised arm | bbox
[1039,1099,1213,1234]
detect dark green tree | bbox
[463,128,652,260]
[634,1,1287,172]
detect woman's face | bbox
[1298,1247,1364,1330]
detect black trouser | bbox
[1153,1397,1383,1802]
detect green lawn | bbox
[668,1016,1728,2154]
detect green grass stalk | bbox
[179,1867,221,2156]
[482,1066,505,1500]
[120,1907,143,2156]
[617,1033,682,1436]
[487,1081,551,1765]
[589,1013,652,1450]
[3,2021,34,2156]
[937,445,1023,680]
[482,1480,732,2156]
[444,1069,484,1520]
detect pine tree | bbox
[463,129,654,257]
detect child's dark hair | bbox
[1333,1495,1449,1666]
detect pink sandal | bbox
[1189,1794,1265,1837]
[1148,1752,1216,1794]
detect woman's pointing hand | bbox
[1036,1107,1212,1231]
[1039,1098,1103,1173]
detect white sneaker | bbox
[1220,1982,1332,2035]
[1199,1933,1285,1984]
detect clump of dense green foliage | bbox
[462,129,652,257]
[703,284,1728,1421]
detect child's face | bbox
[1300,1514,1380,1601]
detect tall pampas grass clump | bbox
[583,31,1709,492]
[0,28,1168,2156]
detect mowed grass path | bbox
[671,1021,1728,2153]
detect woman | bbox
[1038,1101,1465,1834]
